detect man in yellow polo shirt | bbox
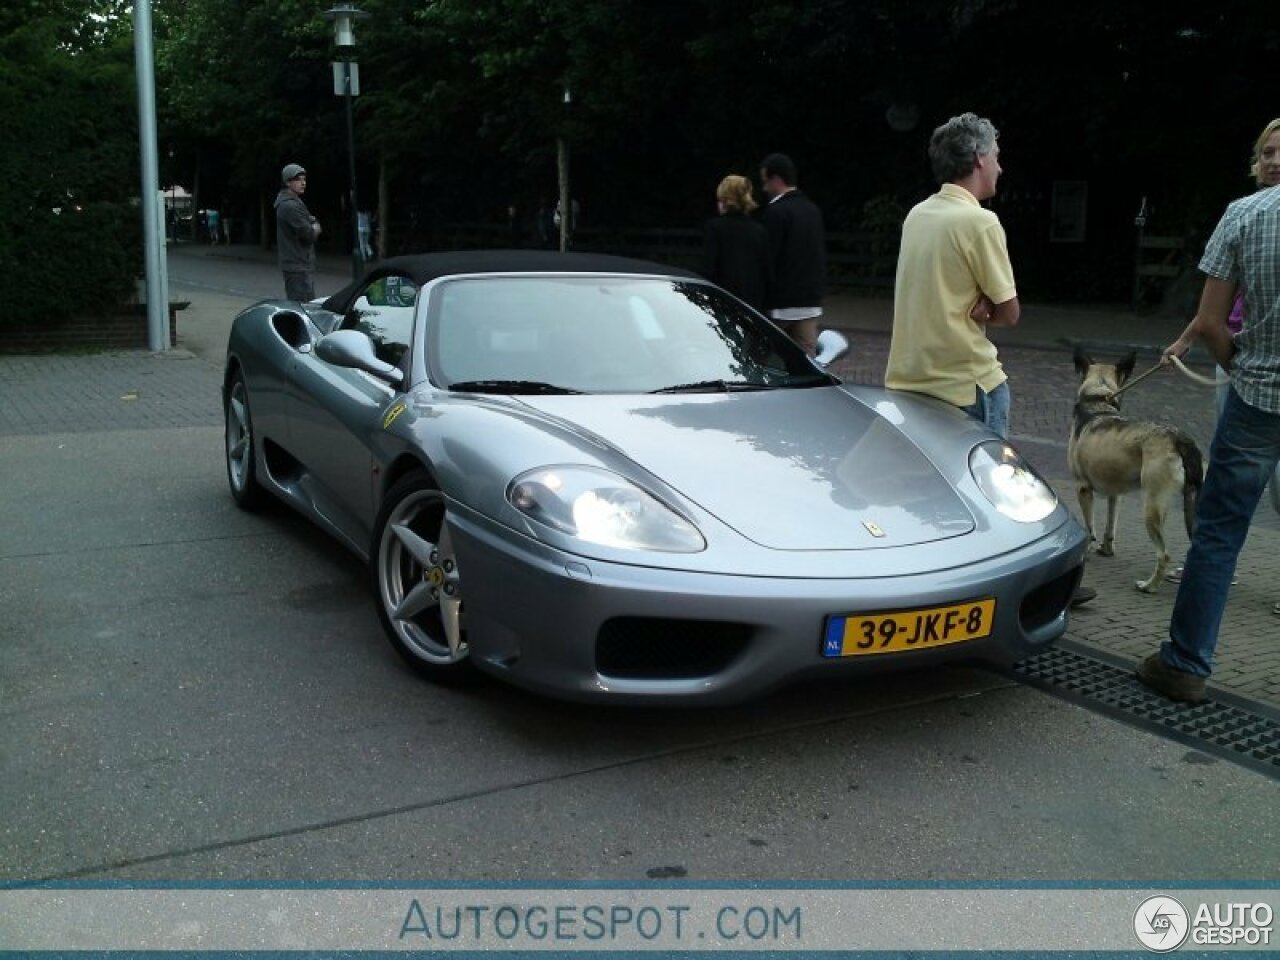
[885,112,1096,607]
[886,112,1018,436]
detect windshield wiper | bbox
[650,379,771,394]
[449,379,584,395]
[786,372,839,386]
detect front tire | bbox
[371,472,474,685]
[225,371,266,510]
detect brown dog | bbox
[1068,348,1204,592]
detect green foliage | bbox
[22,204,143,321]
[860,194,906,264]
[155,0,334,191]
[0,0,134,50]
[0,17,142,323]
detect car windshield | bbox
[429,275,834,394]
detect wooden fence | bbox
[1132,233,1195,308]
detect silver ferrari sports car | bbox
[223,250,1087,704]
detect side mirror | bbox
[315,329,404,386]
[814,329,850,368]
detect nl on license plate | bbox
[822,598,996,657]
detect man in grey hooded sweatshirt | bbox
[275,163,321,301]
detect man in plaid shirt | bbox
[1139,183,1280,703]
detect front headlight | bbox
[969,441,1058,523]
[507,466,706,552]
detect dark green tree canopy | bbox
[5,0,1274,317]
[0,9,141,322]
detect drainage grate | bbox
[1009,645,1280,779]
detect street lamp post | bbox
[324,3,368,279]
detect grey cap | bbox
[281,163,306,183]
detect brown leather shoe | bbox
[1136,653,1207,704]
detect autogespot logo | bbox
[1134,895,1190,952]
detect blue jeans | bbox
[1163,387,1280,676]
[961,381,1011,439]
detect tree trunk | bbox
[557,135,570,252]
[378,153,389,259]
[191,157,201,243]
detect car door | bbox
[287,272,418,551]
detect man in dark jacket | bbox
[759,153,826,355]
[275,163,321,301]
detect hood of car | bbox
[517,388,976,549]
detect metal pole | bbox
[132,0,169,352]
[344,63,362,279]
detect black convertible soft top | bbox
[319,249,699,314]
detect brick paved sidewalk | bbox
[0,351,222,437]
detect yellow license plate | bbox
[823,598,996,657]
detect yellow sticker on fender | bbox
[382,400,407,430]
[823,598,996,657]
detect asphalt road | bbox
[1,247,1276,884]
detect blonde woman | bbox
[702,174,771,313]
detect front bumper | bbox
[449,508,1086,705]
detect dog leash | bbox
[1108,355,1218,401]
[1166,354,1220,386]
[1107,360,1168,400]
